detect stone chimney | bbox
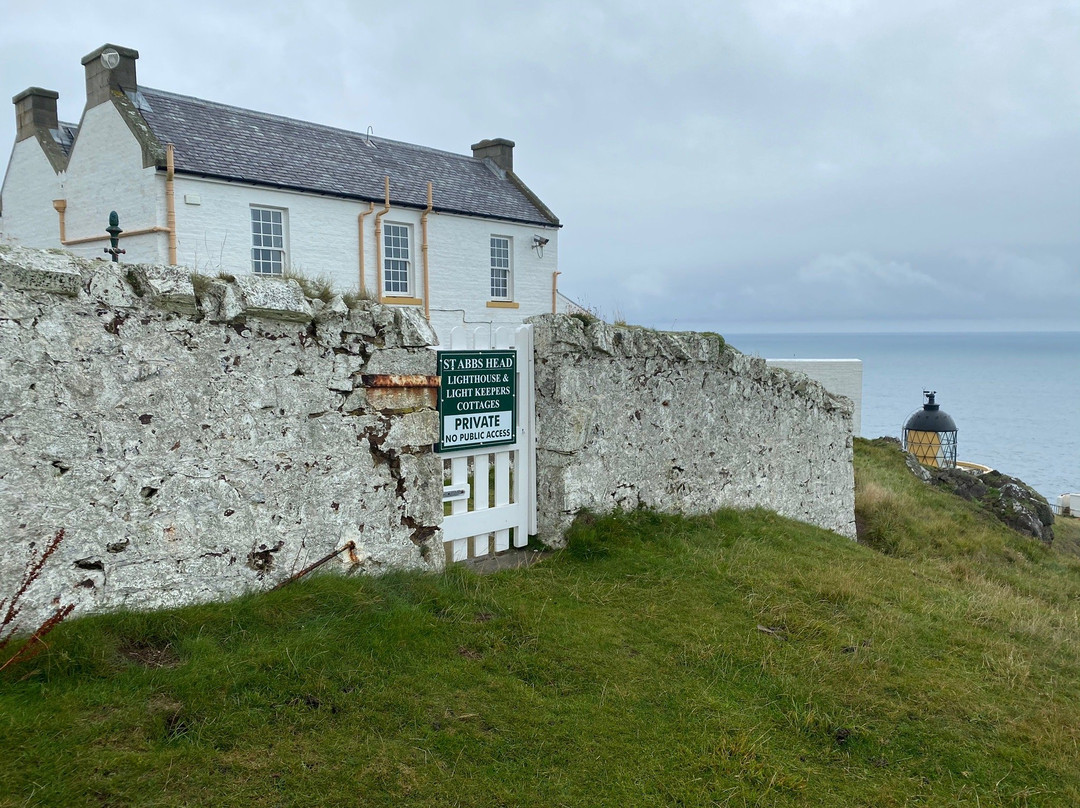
[12,88,59,141]
[81,44,139,109]
[471,138,515,172]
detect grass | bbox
[341,288,375,308]
[188,269,376,313]
[4,439,1080,805]
[282,270,336,304]
[187,270,214,300]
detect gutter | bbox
[164,169,561,229]
[52,199,170,246]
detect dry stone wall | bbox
[530,316,856,543]
[0,245,443,629]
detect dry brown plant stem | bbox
[0,529,73,671]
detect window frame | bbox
[489,235,513,301]
[250,205,287,276]
[382,221,413,297]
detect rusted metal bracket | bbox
[271,541,358,591]
[361,374,439,411]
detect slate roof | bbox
[50,122,78,156]
[134,87,558,227]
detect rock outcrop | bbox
[892,434,1055,544]
[930,468,1055,544]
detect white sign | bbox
[440,411,514,449]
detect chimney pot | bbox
[81,44,140,109]
[12,87,59,142]
[471,138,515,172]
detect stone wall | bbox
[530,316,856,543]
[0,245,443,629]
[1,246,860,629]
[765,359,863,435]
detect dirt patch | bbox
[121,643,182,669]
[462,548,551,575]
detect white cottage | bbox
[1,44,564,342]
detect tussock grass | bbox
[189,268,378,311]
[187,270,214,300]
[3,441,1080,805]
[341,288,375,308]
[282,270,336,303]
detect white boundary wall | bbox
[0,246,443,628]
[1,247,860,628]
[766,359,863,435]
[531,316,857,543]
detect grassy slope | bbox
[3,439,1080,807]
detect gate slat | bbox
[448,455,469,562]
[441,502,524,541]
[472,453,491,557]
[493,450,512,552]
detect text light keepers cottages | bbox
[1,44,563,342]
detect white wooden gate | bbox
[437,325,536,563]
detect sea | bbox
[727,331,1080,505]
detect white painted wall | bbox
[172,174,559,345]
[425,211,558,344]
[555,291,588,315]
[61,102,168,264]
[0,138,66,247]
[173,175,344,277]
[766,359,863,435]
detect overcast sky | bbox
[2,0,1077,332]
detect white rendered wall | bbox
[0,138,65,247]
[172,174,558,344]
[425,211,558,345]
[172,176,354,278]
[766,359,863,435]
[555,291,587,315]
[61,102,167,264]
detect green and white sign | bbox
[437,350,517,452]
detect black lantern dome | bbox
[903,391,957,469]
